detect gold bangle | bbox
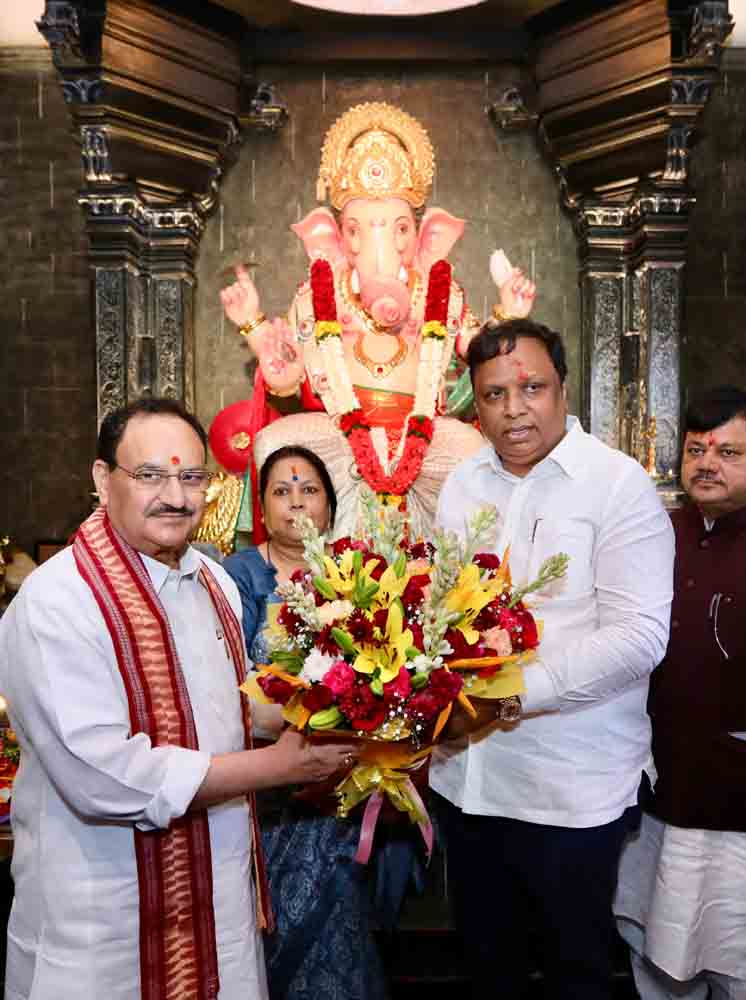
[238,313,267,338]
[491,304,515,324]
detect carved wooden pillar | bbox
[37,0,245,423]
[533,0,732,493]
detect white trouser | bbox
[618,918,746,1000]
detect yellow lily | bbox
[445,564,503,644]
[371,562,412,611]
[354,600,413,683]
[322,551,382,598]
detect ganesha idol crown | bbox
[317,102,435,210]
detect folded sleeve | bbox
[0,571,211,830]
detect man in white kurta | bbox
[0,398,357,1000]
[430,319,674,999]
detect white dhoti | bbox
[615,812,746,999]
[253,412,485,540]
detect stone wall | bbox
[685,48,746,398]
[194,65,582,432]
[0,48,96,555]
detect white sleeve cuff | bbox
[136,747,212,831]
[521,662,558,714]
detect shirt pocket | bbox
[530,517,596,603]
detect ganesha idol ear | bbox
[415,208,465,277]
[290,207,346,269]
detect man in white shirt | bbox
[431,319,674,1000]
[0,397,357,1000]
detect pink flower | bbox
[322,659,356,697]
[482,627,512,656]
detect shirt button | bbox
[671,619,679,629]
[699,538,710,549]
[686,578,696,589]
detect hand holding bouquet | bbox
[242,490,567,859]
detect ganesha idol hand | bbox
[257,318,304,396]
[490,249,537,320]
[220,264,262,330]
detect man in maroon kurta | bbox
[616,385,746,999]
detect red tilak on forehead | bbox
[708,435,717,448]
[170,455,180,466]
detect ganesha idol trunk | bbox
[358,275,412,330]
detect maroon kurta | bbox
[648,502,746,831]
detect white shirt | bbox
[0,546,267,1000]
[431,417,675,828]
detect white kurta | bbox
[616,812,746,982]
[431,417,675,828]
[0,545,268,1000]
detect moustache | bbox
[692,474,724,486]
[148,503,196,517]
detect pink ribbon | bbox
[353,780,434,865]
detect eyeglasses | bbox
[112,464,213,492]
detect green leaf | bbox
[270,650,304,675]
[313,575,337,601]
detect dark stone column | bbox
[37,0,245,422]
[534,0,732,499]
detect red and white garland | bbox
[310,257,452,499]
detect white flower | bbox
[300,649,337,684]
[317,599,354,627]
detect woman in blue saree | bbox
[224,445,393,1000]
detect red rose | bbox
[339,681,386,731]
[408,621,424,652]
[302,684,335,713]
[401,573,430,611]
[383,666,412,705]
[405,690,440,721]
[322,660,356,697]
[512,607,539,650]
[331,536,373,558]
[290,567,311,585]
[407,540,434,560]
[444,627,482,661]
[257,674,295,705]
[475,605,539,651]
[429,668,463,708]
[474,552,502,574]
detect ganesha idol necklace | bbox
[353,331,408,379]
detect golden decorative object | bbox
[317,102,435,210]
[353,332,409,379]
[193,472,244,557]
[238,313,267,339]
[230,431,252,451]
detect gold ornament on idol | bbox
[353,332,408,379]
[317,102,435,210]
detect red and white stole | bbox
[73,507,273,1000]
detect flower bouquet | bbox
[242,490,567,860]
[0,729,20,822]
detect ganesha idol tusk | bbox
[207,101,537,551]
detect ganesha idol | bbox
[209,102,535,544]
